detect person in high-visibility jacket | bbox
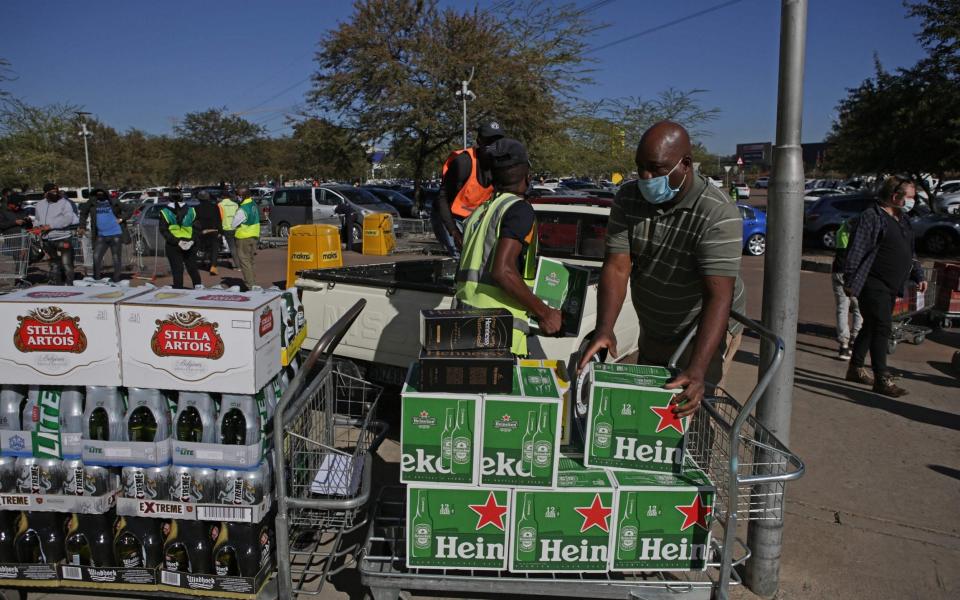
[455,138,561,356]
[230,186,260,290]
[218,189,239,269]
[432,121,505,258]
[158,191,201,289]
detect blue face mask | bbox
[636,158,686,205]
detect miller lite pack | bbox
[583,363,686,474]
[118,287,282,394]
[0,285,147,386]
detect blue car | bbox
[739,204,766,256]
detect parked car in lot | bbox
[804,193,875,248]
[739,204,767,256]
[732,183,750,199]
[908,204,960,255]
[754,177,769,189]
[363,186,418,217]
[934,191,960,215]
[267,185,398,239]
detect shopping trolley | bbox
[273,299,389,598]
[0,231,31,289]
[359,310,804,600]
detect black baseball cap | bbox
[43,182,58,192]
[477,120,505,141]
[483,138,529,169]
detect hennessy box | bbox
[419,308,512,351]
[418,349,515,394]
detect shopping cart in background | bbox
[360,311,804,600]
[273,299,389,598]
[0,231,31,289]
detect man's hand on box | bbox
[664,369,705,418]
[577,329,618,371]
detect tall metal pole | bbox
[77,112,93,191]
[456,67,476,150]
[745,1,807,596]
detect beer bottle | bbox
[217,395,261,446]
[212,521,267,577]
[532,405,554,477]
[164,519,213,574]
[410,489,433,559]
[114,516,164,569]
[0,385,26,430]
[520,410,537,473]
[14,512,65,563]
[65,514,91,566]
[617,492,640,562]
[175,392,217,443]
[0,511,17,562]
[58,386,85,436]
[84,387,126,441]
[126,388,170,442]
[516,493,538,563]
[439,408,454,472]
[211,521,237,576]
[591,389,613,455]
[450,400,472,475]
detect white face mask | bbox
[902,197,915,212]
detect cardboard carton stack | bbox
[417,308,516,393]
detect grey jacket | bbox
[34,198,79,241]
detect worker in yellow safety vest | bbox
[455,138,561,357]
[218,189,239,269]
[230,186,261,290]
[158,191,201,289]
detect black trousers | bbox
[199,232,220,269]
[851,277,895,376]
[43,238,74,285]
[93,236,123,281]
[166,243,201,289]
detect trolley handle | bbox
[276,298,367,422]
[668,310,785,431]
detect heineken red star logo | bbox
[574,493,612,533]
[650,403,685,434]
[501,414,511,421]
[676,494,712,530]
[420,411,429,418]
[469,492,507,531]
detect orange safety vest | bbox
[443,147,494,218]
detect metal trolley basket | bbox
[359,311,804,600]
[273,299,389,598]
[0,232,31,289]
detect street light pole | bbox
[745,1,808,596]
[76,111,93,192]
[455,67,476,149]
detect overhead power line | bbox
[587,0,747,54]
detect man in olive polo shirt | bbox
[580,121,745,417]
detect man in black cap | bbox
[78,188,126,281]
[454,137,560,357]
[34,182,79,284]
[0,190,29,233]
[432,121,505,257]
[194,190,222,275]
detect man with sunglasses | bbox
[842,175,926,397]
[580,121,746,417]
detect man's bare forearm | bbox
[687,275,735,377]
[596,253,631,332]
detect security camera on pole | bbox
[456,67,477,150]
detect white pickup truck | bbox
[296,199,640,386]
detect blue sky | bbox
[3,0,928,155]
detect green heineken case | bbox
[530,257,590,337]
[406,486,511,570]
[583,363,688,474]
[509,454,615,573]
[610,464,715,572]
[401,364,481,486]
[479,367,563,488]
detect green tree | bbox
[307,0,595,203]
[827,2,960,202]
[173,107,265,184]
[0,99,84,188]
[290,118,368,181]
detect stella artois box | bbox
[509,455,615,573]
[519,358,572,445]
[119,288,282,394]
[479,366,562,488]
[406,486,510,571]
[0,286,148,386]
[400,365,481,486]
[610,465,716,572]
[583,363,687,474]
